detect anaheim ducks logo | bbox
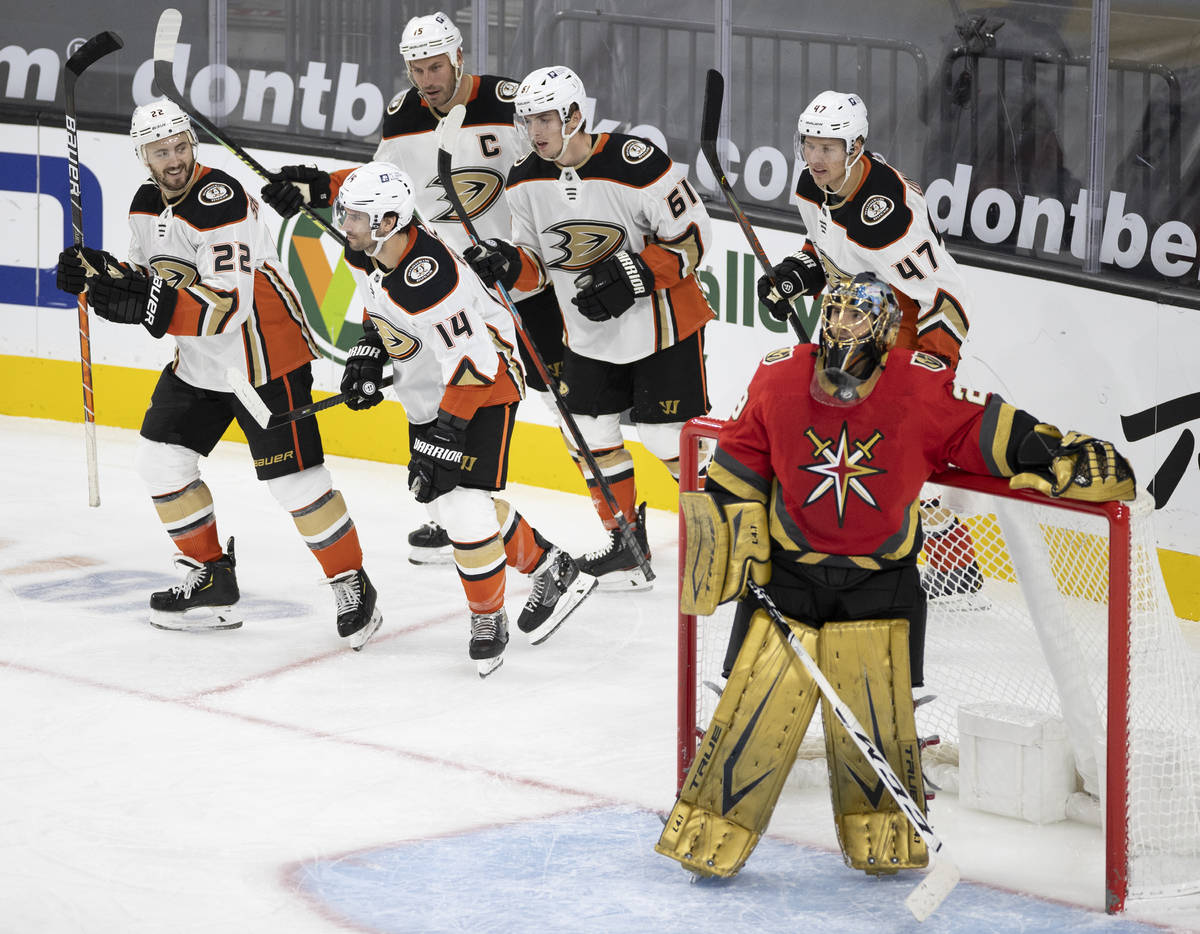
[496,80,519,101]
[622,139,653,163]
[198,182,233,206]
[426,168,505,222]
[861,194,894,225]
[404,256,438,286]
[387,90,407,115]
[149,256,199,289]
[370,314,421,362]
[541,220,626,272]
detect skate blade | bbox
[407,546,455,566]
[528,573,598,646]
[593,568,654,592]
[348,610,383,652]
[927,591,991,612]
[149,606,242,631]
[476,655,504,678]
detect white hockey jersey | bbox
[343,224,523,427]
[330,75,526,258]
[504,132,715,365]
[793,152,970,366]
[127,165,316,391]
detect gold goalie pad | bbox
[656,609,820,877]
[819,619,928,875]
[679,492,770,616]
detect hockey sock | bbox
[452,532,508,614]
[572,443,637,530]
[290,490,363,578]
[152,479,222,562]
[495,498,552,575]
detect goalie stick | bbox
[700,69,809,343]
[435,105,654,585]
[746,578,960,921]
[227,369,394,430]
[153,8,348,248]
[65,29,124,507]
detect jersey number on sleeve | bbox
[434,310,474,348]
[893,240,939,282]
[666,178,699,218]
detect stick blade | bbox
[904,856,960,922]
[65,31,124,76]
[701,69,724,146]
[224,368,272,429]
[436,104,466,156]
[154,9,183,62]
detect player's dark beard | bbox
[153,156,196,195]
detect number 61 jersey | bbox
[343,224,524,426]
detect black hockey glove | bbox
[571,249,654,322]
[757,251,826,321]
[463,238,521,290]
[56,246,125,295]
[88,269,177,339]
[260,165,332,219]
[408,419,466,504]
[340,325,387,410]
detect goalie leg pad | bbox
[679,492,770,616]
[656,609,820,877]
[819,619,929,875]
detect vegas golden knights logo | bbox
[800,423,886,526]
[541,220,626,272]
[427,168,506,223]
[658,399,681,415]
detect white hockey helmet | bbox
[514,65,587,150]
[794,90,869,179]
[399,11,464,99]
[334,161,416,256]
[130,98,198,165]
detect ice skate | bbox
[517,547,597,644]
[149,536,242,631]
[469,608,509,678]
[407,520,454,565]
[329,568,383,651]
[577,502,653,591]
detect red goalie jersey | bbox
[705,344,1032,569]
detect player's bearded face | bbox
[408,53,458,109]
[338,207,374,251]
[144,132,196,194]
[801,136,853,192]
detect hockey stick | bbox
[746,579,960,921]
[700,69,809,343]
[153,9,348,248]
[227,370,394,430]
[435,105,654,584]
[64,29,124,507]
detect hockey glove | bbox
[463,238,522,290]
[408,420,466,504]
[571,249,654,322]
[260,165,332,219]
[56,246,125,295]
[340,325,387,410]
[88,269,177,339]
[1010,427,1136,502]
[757,251,826,321]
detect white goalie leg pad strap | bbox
[819,619,929,875]
[656,609,821,878]
[679,492,770,616]
[135,437,202,494]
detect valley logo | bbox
[277,208,366,363]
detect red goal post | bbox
[676,415,1200,914]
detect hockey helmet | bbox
[130,99,198,165]
[514,65,588,149]
[794,90,868,176]
[399,12,464,97]
[334,161,416,256]
[813,272,900,405]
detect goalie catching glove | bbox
[572,249,654,321]
[88,269,176,339]
[340,323,387,410]
[1009,425,1136,502]
[260,165,332,219]
[409,419,466,504]
[56,246,126,295]
[756,250,826,322]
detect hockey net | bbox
[677,416,1200,912]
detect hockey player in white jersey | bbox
[259,11,569,566]
[464,66,716,590]
[757,90,982,599]
[331,162,595,677]
[54,99,383,648]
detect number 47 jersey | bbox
[342,224,523,426]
